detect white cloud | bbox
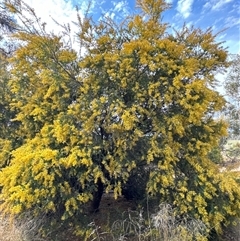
[19,0,79,34]
[203,0,234,11]
[11,0,87,53]
[113,0,130,20]
[114,1,126,12]
[104,11,115,19]
[218,33,227,40]
[224,16,240,28]
[212,0,233,10]
[99,0,129,22]
[223,40,240,54]
[203,2,211,9]
[177,0,194,18]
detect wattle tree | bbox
[0,0,239,237]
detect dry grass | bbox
[0,212,47,241]
[0,194,238,240]
[1,200,239,241]
[87,203,208,241]
[0,214,23,241]
[0,198,209,241]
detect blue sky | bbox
[23,0,239,54]
[74,0,240,54]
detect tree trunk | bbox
[90,178,104,213]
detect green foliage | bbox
[0,0,239,238]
